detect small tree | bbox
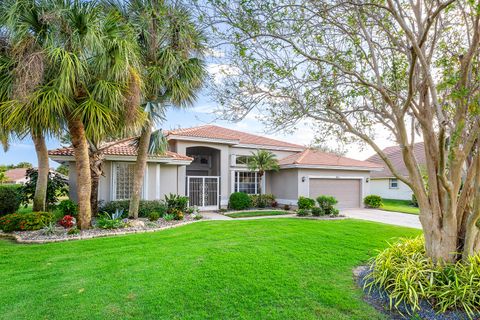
[20,168,68,209]
[247,150,279,196]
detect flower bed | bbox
[0,214,203,244]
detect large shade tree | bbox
[114,0,207,219]
[1,0,141,228]
[201,0,480,262]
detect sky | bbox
[0,65,399,168]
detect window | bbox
[235,155,252,166]
[191,155,210,166]
[234,171,260,194]
[389,178,399,189]
[114,163,136,200]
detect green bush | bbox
[100,200,166,217]
[95,212,125,229]
[363,195,382,208]
[316,195,338,216]
[364,236,480,317]
[164,194,188,213]
[19,168,68,208]
[0,211,53,232]
[311,207,324,216]
[148,212,160,221]
[228,192,252,210]
[296,209,310,216]
[57,199,78,217]
[297,196,315,209]
[250,194,276,208]
[0,185,21,216]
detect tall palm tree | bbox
[248,150,280,195]
[1,0,141,228]
[113,0,207,219]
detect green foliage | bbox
[363,195,383,208]
[170,208,184,220]
[296,209,310,216]
[164,194,188,213]
[228,192,252,210]
[311,207,324,216]
[365,237,480,317]
[101,200,166,217]
[0,211,53,232]
[41,222,57,235]
[411,194,418,207]
[96,212,125,229]
[148,212,160,222]
[57,199,78,217]
[0,184,21,216]
[67,227,80,235]
[316,195,339,216]
[20,168,68,208]
[247,150,280,175]
[163,213,175,221]
[56,164,69,176]
[249,194,276,208]
[297,196,315,209]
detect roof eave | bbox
[167,135,239,145]
[279,164,384,171]
[49,154,192,165]
[234,143,305,152]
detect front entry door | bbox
[187,176,220,210]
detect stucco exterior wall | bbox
[68,162,78,202]
[369,178,413,200]
[270,169,299,204]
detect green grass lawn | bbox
[226,210,291,218]
[0,219,420,320]
[381,198,420,215]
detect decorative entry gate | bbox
[186,176,220,211]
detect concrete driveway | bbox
[342,208,422,229]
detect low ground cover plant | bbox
[148,212,160,221]
[0,211,53,232]
[297,196,315,209]
[0,185,21,216]
[363,195,382,208]
[229,192,252,210]
[95,211,126,229]
[364,236,480,318]
[59,215,76,228]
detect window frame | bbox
[111,162,147,200]
[233,170,262,195]
[389,178,399,189]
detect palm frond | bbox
[132,128,168,156]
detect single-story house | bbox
[3,168,29,184]
[49,125,382,210]
[366,142,425,200]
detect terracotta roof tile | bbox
[48,138,192,161]
[366,142,426,178]
[279,149,381,169]
[166,125,304,149]
[4,168,28,182]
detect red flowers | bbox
[60,215,76,228]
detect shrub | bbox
[163,213,175,221]
[170,208,184,220]
[228,192,252,210]
[411,194,418,207]
[95,212,125,229]
[0,185,21,216]
[250,194,276,207]
[67,227,80,235]
[148,212,160,222]
[364,236,480,318]
[164,194,188,212]
[316,195,338,216]
[59,215,76,228]
[19,168,68,208]
[100,200,166,217]
[57,199,78,217]
[283,204,290,211]
[0,211,53,232]
[296,209,310,216]
[363,195,382,208]
[41,222,57,235]
[297,196,315,209]
[311,207,324,216]
[271,201,278,208]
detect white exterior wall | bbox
[369,178,413,200]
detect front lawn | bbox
[0,219,420,319]
[381,198,419,215]
[226,210,291,218]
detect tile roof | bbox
[48,138,192,161]
[4,168,28,182]
[366,142,426,178]
[166,125,304,149]
[279,148,382,169]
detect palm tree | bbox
[1,0,141,228]
[114,0,207,219]
[248,150,280,196]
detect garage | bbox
[308,178,361,208]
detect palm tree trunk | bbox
[90,171,100,215]
[31,131,48,212]
[129,126,151,219]
[89,150,103,216]
[67,118,92,229]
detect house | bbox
[49,125,382,210]
[366,142,425,200]
[3,168,29,184]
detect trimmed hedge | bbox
[0,211,53,232]
[0,185,21,216]
[228,192,252,210]
[249,194,276,208]
[297,196,315,209]
[363,195,382,208]
[316,195,339,216]
[100,200,167,217]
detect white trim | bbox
[234,143,304,152]
[156,164,161,199]
[111,162,116,201]
[49,155,191,165]
[280,164,382,171]
[186,176,220,210]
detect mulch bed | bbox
[0,215,202,244]
[353,266,472,320]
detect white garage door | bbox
[309,178,361,208]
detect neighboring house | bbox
[49,125,382,210]
[366,142,426,200]
[3,168,29,184]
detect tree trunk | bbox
[90,171,100,216]
[31,131,49,212]
[129,126,151,219]
[89,150,104,216]
[67,118,92,229]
